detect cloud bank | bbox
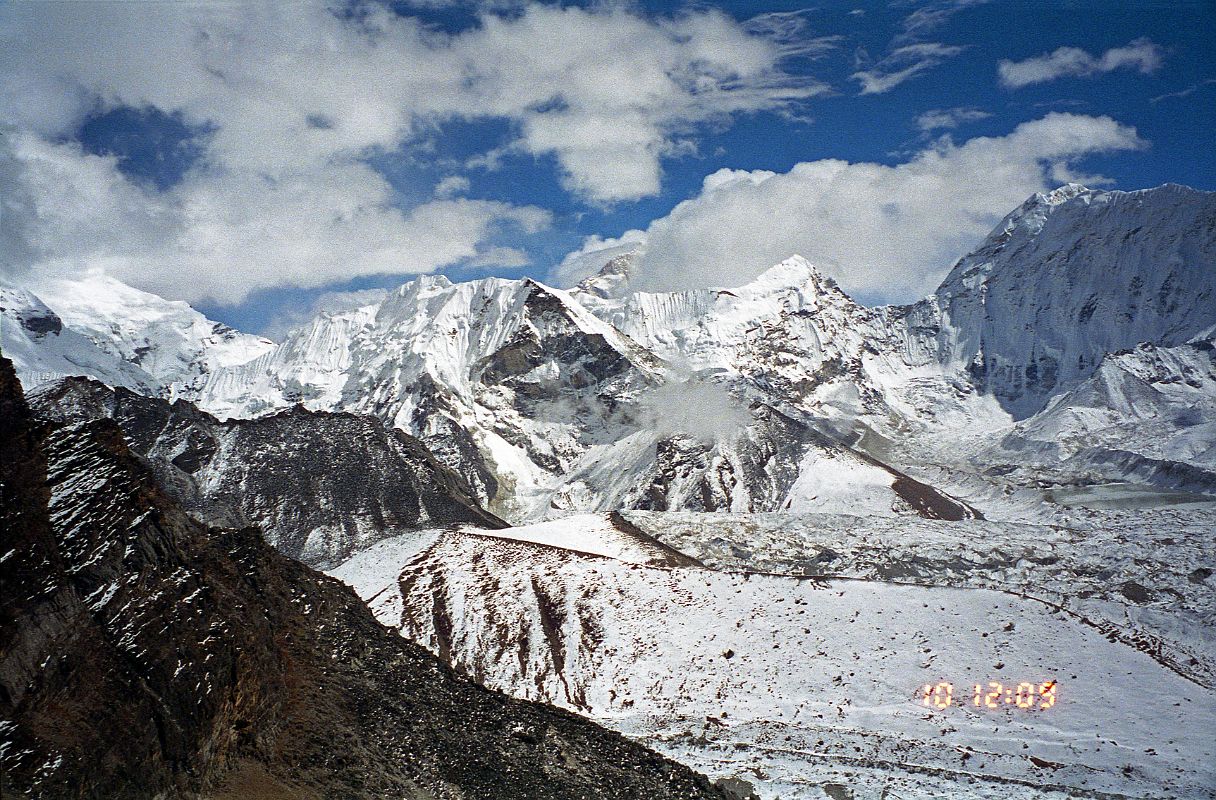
[554,114,1146,302]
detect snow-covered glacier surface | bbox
[331,507,1216,800]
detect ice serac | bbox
[0,356,739,800]
[930,184,1216,418]
[28,376,506,568]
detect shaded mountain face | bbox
[0,357,739,800]
[928,183,1216,418]
[27,377,505,568]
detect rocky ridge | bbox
[26,376,506,568]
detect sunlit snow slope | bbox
[332,514,1216,800]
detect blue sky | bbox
[2,0,1213,334]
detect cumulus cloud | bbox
[998,38,1163,89]
[852,42,964,94]
[0,1,824,302]
[915,107,992,132]
[553,114,1146,302]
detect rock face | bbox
[27,377,506,568]
[0,356,737,800]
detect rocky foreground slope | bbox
[0,357,740,800]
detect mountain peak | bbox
[742,255,849,303]
[1038,182,1092,206]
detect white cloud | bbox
[553,114,1146,302]
[894,0,990,44]
[1,131,549,304]
[0,1,825,303]
[637,378,752,445]
[852,42,963,95]
[434,175,471,198]
[998,38,1163,89]
[916,107,992,132]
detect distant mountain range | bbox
[6,183,1213,523]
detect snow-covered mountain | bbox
[4,184,1214,520]
[1,273,273,399]
[925,183,1216,419]
[189,267,977,522]
[984,337,1216,495]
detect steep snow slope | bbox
[333,519,1216,800]
[27,377,504,567]
[1,275,272,398]
[928,184,1216,419]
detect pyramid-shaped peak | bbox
[744,255,838,294]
